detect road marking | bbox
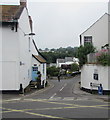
[24,99,75,106]
[1,107,74,120]
[23,106,79,111]
[0,111,12,113]
[2,104,109,114]
[59,83,67,92]
[1,106,79,114]
[22,98,110,109]
[63,97,75,101]
[3,98,21,102]
[49,93,56,99]
[59,83,67,91]
[59,87,64,92]
[49,97,61,100]
[1,102,110,115]
[24,111,73,120]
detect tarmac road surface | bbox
[1,75,110,120]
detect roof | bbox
[57,59,65,63]
[32,39,47,61]
[80,13,110,35]
[0,5,24,22]
[32,54,46,63]
[65,57,73,62]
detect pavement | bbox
[1,77,110,102]
[1,81,54,101]
[73,81,110,102]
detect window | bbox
[84,36,92,44]
[33,67,38,71]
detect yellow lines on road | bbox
[1,106,79,114]
[24,98,75,106]
[15,106,79,112]
[1,107,74,120]
[74,104,110,110]
[23,111,72,120]
[1,103,110,120]
[1,103,110,115]
[23,98,110,110]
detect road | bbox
[1,75,110,120]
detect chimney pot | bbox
[20,0,27,7]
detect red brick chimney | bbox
[20,0,27,7]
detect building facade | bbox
[80,13,110,93]
[80,13,109,50]
[0,0,46,92]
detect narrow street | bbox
[1,75,109,119]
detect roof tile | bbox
[0,5,24,22]
[33,55,46,63]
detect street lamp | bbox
[24,32,35,36]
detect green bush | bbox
[96,49,110,66]
[77,43,95,67]
[71,63,79,72]
[47,66,60,77]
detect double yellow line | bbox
[1,98,110,119]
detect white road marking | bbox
[49,93,56,99]
[49,97,61,101]
[59,87,64,92]
[49,83,67,100]
[59,83,67,92]
[63,97,75,101]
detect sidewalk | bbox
[73,81,110,102]
[1,80,54,101]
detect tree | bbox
[45,48,49,51]
[77,43,95,67]
[47,66,60,77]
[41,46,78,64]
[71,63,79,72]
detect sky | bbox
[0,0,109,49]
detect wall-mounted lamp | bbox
[101,44,109,49]
[24,32,35,36]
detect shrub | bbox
[95,49,110,66]
[71,63,79,72]
[47,66,60,77]
[77,43,95,67]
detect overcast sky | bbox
[1,0,109,49]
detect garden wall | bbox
[81,64,110,91]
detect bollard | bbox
[98,84,103,95]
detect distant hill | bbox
[39,46,78,64]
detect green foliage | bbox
[47,66,60,77]
[41,47,78,64]
[77,43,95,66]
[71,63,79,72]
[96,50,110,66]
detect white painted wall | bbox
[0,21,2,113]
[0,7,32,90]
[81,64,110,90]
[109,14,110,46]
[18,7,32,89]
[57,63,65,68]
[81,14,109,51]
[1,26,19,90]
